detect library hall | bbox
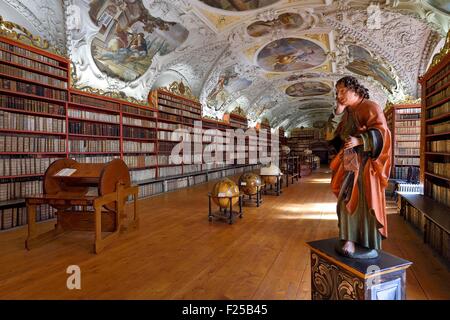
[1,0,450,304]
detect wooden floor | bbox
[0,168,449,300]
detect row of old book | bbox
[427,120,450,134]
[0,78,67,100]
[396,120,420,127]
[0,157,60,177]
[396,157,420,166]
[130,168,156,183]
[426,74,449,94]
[68,108,120,124]
[0,135,65,153]
[0,50,67,78]
[395,147,420,156]
[158,92,201,109]
[428,100,450,119]
[427,161,450,179]
[0,109,65,133]
[158,105,201,120]
[426,62,450,87]
[158,98,201,114]
[0,63,67,89]
[426,85,450,105]
[425,180,450,208]
[395,127,421,134]
[123,155,157,168]
[0,178,42,202]
[0,94,65,115]
[427,140,450,153]
[123,127,156,139]
[396,107,421,114]
[123,116,155,128]
[68,139,120,152]
[0,204,55,231]
[0,41,62,67]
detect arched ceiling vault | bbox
[1,0,448,130]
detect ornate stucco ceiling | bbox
[1,0,449,131]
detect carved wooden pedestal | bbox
[306,238,412,300]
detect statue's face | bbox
[336,83,361,107]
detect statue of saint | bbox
[325,76,392,259]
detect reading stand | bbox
[25,158,139,253]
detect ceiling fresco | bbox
[4,0,448,132]
[206,64,253,111]
[247,13,303,38]
[346,45,397,94]
[197,0,280,12]
[285,81,332,97]
[256,38,328,72]
[426,0,450,15]
[89,0,189,82]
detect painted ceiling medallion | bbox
[247,13,303,38]
[198,0,280,12]
[346,45,397,93]
[256,38,327,72]
[285,81,332,97]
[88,0,188,82]
[286,73,321,81]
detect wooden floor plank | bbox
[0,168,448,300]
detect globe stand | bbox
[241,185,264,207]
[208,193,244,224]
[261,174,283,196]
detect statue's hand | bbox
[335,102,347,115]
[344,136,363,149]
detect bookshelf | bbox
[287,127,318,155]
[421,38,450,209]
[0,34,70,230]
[397,33,450,262]
[223,107,250,166]
[384,102,421,181]
[68,90,158,192]
[255,118,272,166]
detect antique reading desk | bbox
[25,159,139,253]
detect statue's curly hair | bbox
[336,76,370,99]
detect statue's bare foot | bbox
[342,240,355,256]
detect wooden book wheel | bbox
[25,159,139,253]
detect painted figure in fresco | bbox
[325,76,392,259]
[88,0,188,82]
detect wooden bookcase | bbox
[223,107,250,166]
[287,127,318,155]
[384,102,421,181]
[68,89,158,198]
[278,127,287,147]
[0,35,69,230]
[255,118,272,166]
[420,41,450,209]
[397,34,449,263]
